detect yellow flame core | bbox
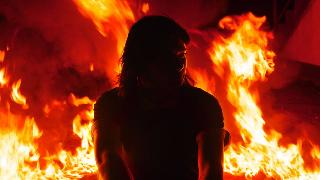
[0,116,42,179]
[11,79,29,109]
[208,13,320,179]
[0,68,9,86]
[3,95,96,179]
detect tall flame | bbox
[206,12,320,179]
[72,0,137,80]
[72,0,135,55]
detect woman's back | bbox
[94,85,224,179]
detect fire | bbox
[72,0,135,55]
[0,115,42,179]
[1,0,319,178]
[311,146,320,160]
[0,68,9,86]
[0,50,8,87]
[90,63,95,72]
[204,12,320,178]
[0,50,5,62]
[11,79,29,109]
[190,69,216,95]
[0,43,97,178]
[72,0,136,81]
[0,94,96,179]
[141,3,150,14]
[0,0,138,178]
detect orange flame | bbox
[0,48,97,178]
[141,3,150,14]
[190,69,216,95]
[0,1,137,177]
[90,63,94,72]
[0,50,5,62]
[205,12,320,178]
[311,145,320,160]
[11,79,29,109]
[0,50,8,87]
[0,68,9,87]
[0,115,42,179]
[72,0,135,55]
[72,0,137,82]
[0,95,96,179]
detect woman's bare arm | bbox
[93,94,132,180]
[93,127,131,180]
[197,128,224,180]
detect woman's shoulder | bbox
[96,87,120,104]
[94,87,122,114]
[181,85,219,105]
[94,87,123,126]
[181,85,224,129]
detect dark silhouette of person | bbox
[93,15,229,180]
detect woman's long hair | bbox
[119,15,193,97]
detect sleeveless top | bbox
[94,85,224,180]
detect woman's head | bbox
[119,15,191,96]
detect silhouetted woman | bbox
[93,15,227,180]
